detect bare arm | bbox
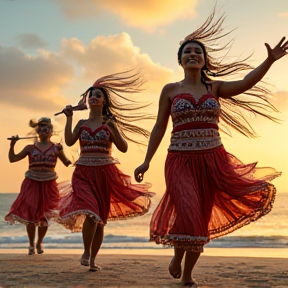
[57,146,72,167]
[8,136,31,163]
[134,84,172,182]
[62,106,85,146]
[216,37,288,99]
[106,120,128,153]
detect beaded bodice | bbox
[169,93,222,151]
[76,125,119,166]
[26,143,59,181]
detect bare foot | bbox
[169,256,182,279]
[36,242,44,254]
[80,252,90,266]
[181,279,198,287]
[28,246,35,255]
[89,258,101,272]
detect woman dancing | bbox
[134,8,285,287]
[57,70,154,271]
[5,117,72,255]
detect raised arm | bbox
[8,136,31,163]
[215,37,288,99]
[134,84,172,182]
[63,106,84,147]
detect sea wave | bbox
[0,234,288,249]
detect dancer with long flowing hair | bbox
[57,70,154,271]
[135,8,285,287]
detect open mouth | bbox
[188,58,198,64]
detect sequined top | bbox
[76,125,119,166]
[168,93,222,151]
[25,143,60,181]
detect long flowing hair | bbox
[178,7,279,137]
[78,70,155,145]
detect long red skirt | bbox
[57,164,153,232]
[150,146,280,252]
[5,178,60,226]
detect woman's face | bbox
[180,42,205,70]
[88,89,105,107]
[36,123,52,138]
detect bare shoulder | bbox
[23,144,34,153]
[73,119,86,131]
[161,83,179,102]
[162,82,178,93]
[53,142,63,151]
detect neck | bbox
[38,137,51,143]
[183,70,202,85]
[89,106,102,119]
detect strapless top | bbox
[26,143,59,181]
[76,125,119,166]
[169,93,222,151]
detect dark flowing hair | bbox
[177,7,279,137]
[78,70,155,145]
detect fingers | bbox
[63,105,73,117]
[277,36,286,47]
[264,43,271,52]
[8,135,19,144]
[134,169,144,183]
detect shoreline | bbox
[1,247,288,258]
[1,252,288,287]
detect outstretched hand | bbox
[134,162,149,183]
[265,37,288,62]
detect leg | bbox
[181,251,201,286]
[36,226,48,254]
[169,247,185,278]
[26,223,36,255]
[89,225,104,271]
[81,216,97,265]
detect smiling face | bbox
[88,88,105,107]
[180,42,205,69]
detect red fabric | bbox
[58,164,153,232]
[150,146,279,252]
[5,178,60,226]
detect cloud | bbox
[0,32,173,113]
[54,0,199,31]
[0,45,73,111]
[60,32,173,93]
[16,33,47,49]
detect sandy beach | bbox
[0,249,288,288]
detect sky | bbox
[0,0,288,195]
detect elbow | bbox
[65,139,73,147]
[118,141,128,153]
[121,146,128,153]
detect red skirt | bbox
[5,178,60,226]
[150,146,280,252]
[57,164,153,232]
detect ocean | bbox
[0,192,288,250]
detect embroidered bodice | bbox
[76,125,119,166]
[169,93,222,151]
[25,143,59,181]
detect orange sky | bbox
[0,0,288,194]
